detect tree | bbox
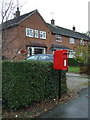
[74,43,90,74]
[0,0,17,60]
[0,0,26,60]
[74,44,88,65]
[0,0,18,24]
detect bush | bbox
[2,60,67,110]
[79,65,89,74]
[74,44,88,65]
[68,58,82,66]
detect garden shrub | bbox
[2,60,67,110]
[68,58,82,66]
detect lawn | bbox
[68,66,80,73]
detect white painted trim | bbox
[27,47,46,56]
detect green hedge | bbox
[2,60,67,110]
[68,58,82,66]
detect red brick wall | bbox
[2,12,53,60]
[2,11,88,60]
[62,36,78,50]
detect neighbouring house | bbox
[1,8,90,60]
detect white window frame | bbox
[70,38,75,44]
[56,35,62,42]
[27,47,46,56]
[40,31,46,39]
[29,28,34,37]
[26,28,34,37]
[26,28,30,37]
[34,30,39,38]
[68,50,75,58]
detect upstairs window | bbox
[34,30,39,38]
[70,38,74,44]
[26,28,30,37]
[26,28,34,37]
[56,35,62,42]
[40,31,46,39]
[26,28,46,39]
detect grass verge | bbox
[68,66,80,73]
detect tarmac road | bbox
[39,88,89,118]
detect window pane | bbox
[35,30,39,38]
[26,28,30,37]
[40,31,43,38]
[34,48,43,54]
[39,56,49,60]
[27,56,38,60]
[56,35,62,42]
[40,31,46,39]
[70,38,74,44]
[29,29,34,37]
[26,28,34,37]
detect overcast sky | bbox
[1,0,90,33]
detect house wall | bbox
[62,36,77,50]
[2,12,53,60]
[2,11,89,60]
[19,12,53,54]
[2,26,20,59]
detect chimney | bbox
[72,25,75,31]
[16,7,20,17]
[51,19,55,25]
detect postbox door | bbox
[54,50,68,70]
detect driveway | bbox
[66,72,88,92]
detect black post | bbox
[58,70,62,99]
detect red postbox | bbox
[53,50,68,70]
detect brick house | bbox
[2,8,90,60]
